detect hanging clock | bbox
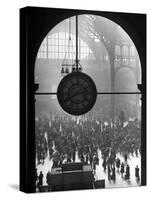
[57,72,97,115]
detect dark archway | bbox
[20,7,146,192]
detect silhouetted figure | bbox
[135,149,138,157]
[61,67,65,74]
[116,158,121,170]
[81,154,85,163]
[102,158,107,171]
[86,154,89,164]
[94,155,99,165]
[120,162,125,175]
[108,165,111,180]
[49,148,54,159]
[59,157,63,166]
[124,153,128,163]
[125,164,130,179]
[111,166,116,181]
[89,154,93,166]
[38,171,43,186]
[73,151,76,162]
[53,160,58,167]
[109,151,116,167]
[93,162,96,174]
[135,165,140,179]
[67,156,71,163]
[46,171,51,186]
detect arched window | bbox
[122,45,129,56]
[130,46,135,56]
[122,45,129,65]
[115,45,121,55]
[34,14,142,189]
[37,32,95,60]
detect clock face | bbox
[57,72,97,115]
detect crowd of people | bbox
[35,112,141,188]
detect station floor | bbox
[36,150,141,189]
